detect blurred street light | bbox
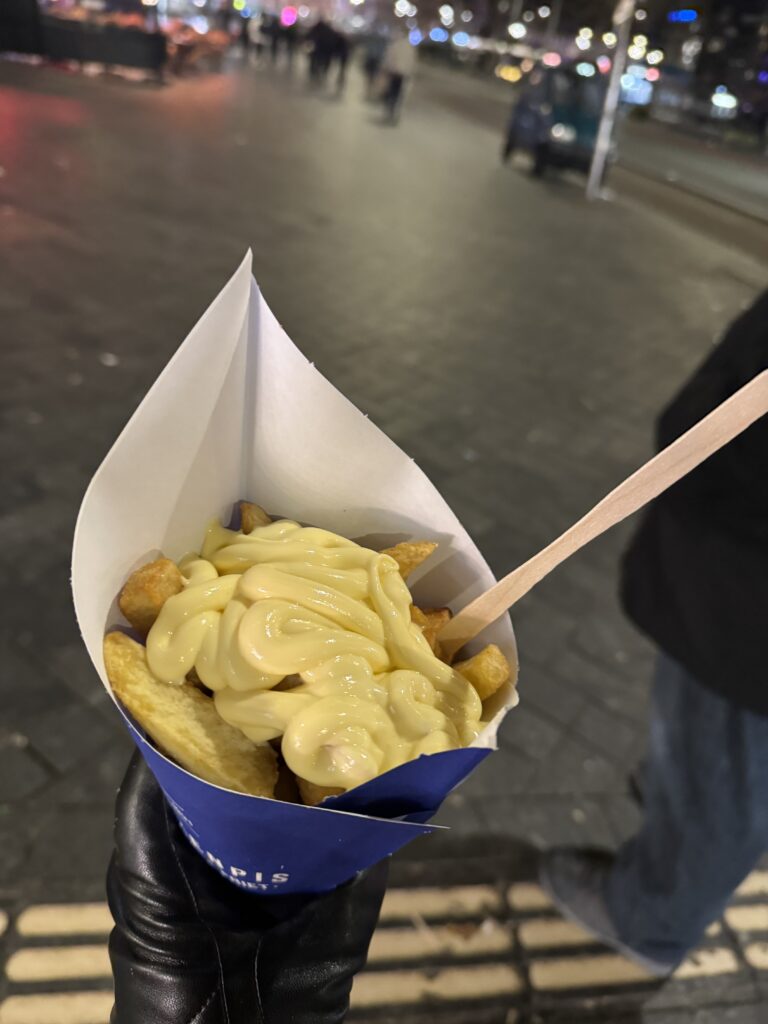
[602,31,617,45]
[576,36,591,50]
[523,10,535,21]
[635,7,646,19]
[538,5,550,16]
[646,49,663,64]
[508,22,527,38]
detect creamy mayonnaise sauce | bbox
[146,520,481,790]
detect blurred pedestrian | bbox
[247,13,267,63]
[332,28,351,94]
[282,20,299,73]
[239,15,251,57]
[362,29,387,100]
[540,291,768,976]
[306,17,336,86]
[381,29,416,123]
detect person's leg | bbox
[605,653,768,967]
[387,74,404,121]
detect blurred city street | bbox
[1,48,768,1022]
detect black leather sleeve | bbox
[107,753,388,1024]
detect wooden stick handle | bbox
[440,370,768,660]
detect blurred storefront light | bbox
[452,31,470,46]
[578,27,593,38]
[596,55,611,73]
[628,44,645,60]
[461,11,472,21]
[521,57,534,71]
[298,5,310,16]
[668,9,697,23]
[621,74,652,104]
[551,122,576,141]
[409,28,423,44]
[523,10,534,21]
[602,31,617,46]
[711,86,737,109]
[576,62,595,77]
[646,49,663,65]
[280,6,297,25]
[645,66,660,82]
[508,22,526,38]
[633,34,647,46]
[635,7,647,19]
[496,64,522,82]
[542,51,560,66]
[430,26,449,42]
[538,5,550,16]
[575,37,590,50]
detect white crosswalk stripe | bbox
[369,920,512,961]
[16,905,112,938]
[6,946,111,983]
[724,904,768,933]
[352,963,522,1007]
[744,941,768,970]
[0,992,113,1024]
[380,885,502,921]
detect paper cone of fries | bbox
[72,253,518,895]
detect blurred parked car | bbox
[502,65,607,176]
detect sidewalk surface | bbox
[0,53,766,1021]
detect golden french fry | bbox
[297,777,344,807]
[410,605,429,628]
[240,501,272,533]
[104,632,277,797]
[118,557,184,636]
[454,644,511,702]
[411,605,452,656]
[381,541,437,579]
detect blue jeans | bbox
[606,653,768,968]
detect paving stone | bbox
[600,796,644,846]
[498,702,562,762]
[527,736,623,797]
[0,742,51,803]
[478,796,616,850]
[573,703,646,764]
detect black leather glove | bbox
[107,752,388,1024]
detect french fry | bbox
[454,644,511,702]
[381,541,437,579]
[240,501,272,532]
[104,632,277,797]
[411,605,452,657]
[297,777,344,807]
[118,557,184,636]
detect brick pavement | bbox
[0,52,767,1019]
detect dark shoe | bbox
[539,848,676,978]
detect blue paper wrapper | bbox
[73,254,518,894]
